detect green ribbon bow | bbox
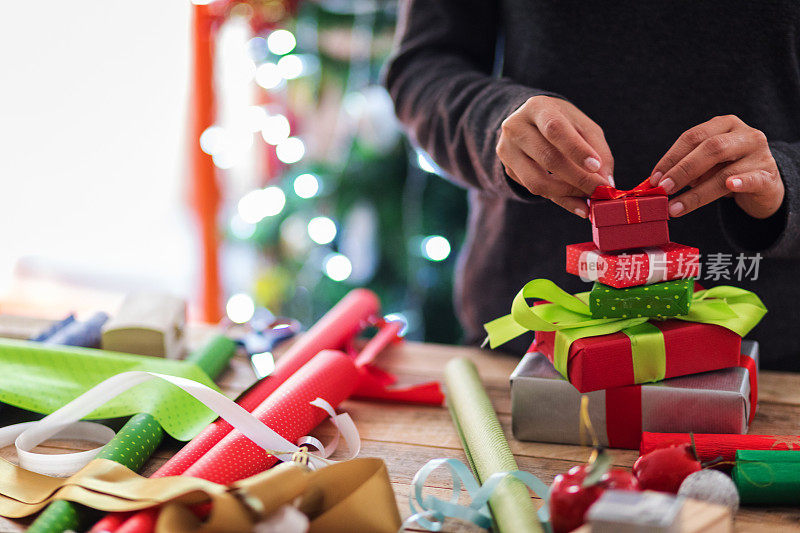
[484,279,766,382]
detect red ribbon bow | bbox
[591,178,667,200]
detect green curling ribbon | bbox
[484,279,766,382]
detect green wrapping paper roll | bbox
[444,357,543,533]
[733,450,800,505]
[27,335,237,533]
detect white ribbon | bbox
[0,371,360,476]
[578,250,604,282]
[643,246,668,285]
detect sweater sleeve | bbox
[384,0,560,200]
[719,141,800,258]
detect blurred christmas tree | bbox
[205,0,467,342]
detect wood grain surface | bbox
[1,321,798,532]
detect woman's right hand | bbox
[496,95,615,217]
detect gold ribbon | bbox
[0,457,400,533]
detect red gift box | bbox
[533,320,742,393]
[590,195,669,252]
[566,242,699,288]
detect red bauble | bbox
[633,444,702,493]
[550,465,640,533]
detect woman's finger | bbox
[571,113,615,183]
[726,169,777,193]
[499,141,585,198]
[650,115,741,185]
[667,167,737,217]
[529,107,604,174]
[654,131,757,194]
[550,195,591,218]
[511,127,609,195]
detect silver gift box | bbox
[511,340,758,448]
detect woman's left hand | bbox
[649,115,784,219]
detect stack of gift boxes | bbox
[509,187,761,449]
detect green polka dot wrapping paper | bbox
[0,338,220,441]
[589,278,694,319]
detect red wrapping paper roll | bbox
[115,349,359,533]
[92,288,379,533]
[182,349,359,483]
[640,432,800,462]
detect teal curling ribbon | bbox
[404,458,551,532]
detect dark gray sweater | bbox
[386,0,800,369]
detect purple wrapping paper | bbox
[510,340,758,448]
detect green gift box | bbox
[733,450,800,505]
[589,278,694,319]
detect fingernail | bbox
[608,175,615,187]
[574,207,587,218]
[730,177,743,190]
[669,201,684,217]
[660,177,675,194]
[584,157,601,172]
[650,171,663,185]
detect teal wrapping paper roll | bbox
[733,450,800,505]
[444,357,543,533]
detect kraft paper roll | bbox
[27,335,237,533]
[444,357,543,533]
[733,450,800,505]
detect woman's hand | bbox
[650,115,784,219]
[496,95,614,217]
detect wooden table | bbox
[2,329,800,532]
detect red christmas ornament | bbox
[633,444,702,493]
[550,464,639,533]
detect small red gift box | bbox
[566,242,699,289]
[533,320,742,393]
[590,195,669,252]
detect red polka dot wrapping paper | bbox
[565,242,699,289]
[182,349,360,484]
